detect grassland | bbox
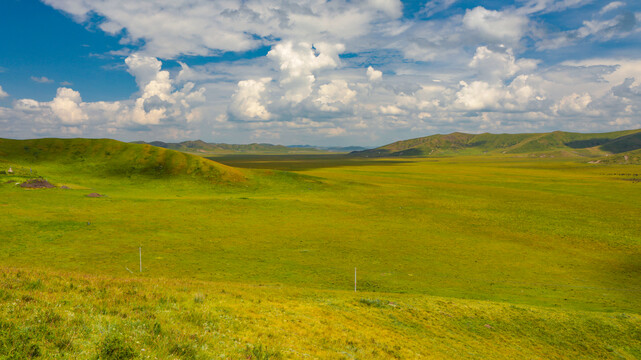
[1,138,641,358]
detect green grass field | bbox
[1,138,640,358]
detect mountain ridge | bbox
[350,129,641,158]
[132,140,367,154]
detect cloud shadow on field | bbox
[209,154,412,171]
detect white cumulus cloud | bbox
[462,7,529,46]
[551,93,593,116]
[267,41,345,104]
[229,78,272,121]
[469,46,538,81]
[367,66,383,81]
[455,81,507,111]
[125,54,206,126]
[50,88,88,125]
[314,80,357,112]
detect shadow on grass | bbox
[209,154,412,171]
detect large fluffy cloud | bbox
[462,7,529,46]
[125,54,206,126]
[267,41,345,104]
[314,80,357,112]
[50,88,88,124]
[229,78,272,121]
[42,0,403,58]
[469,46,538,81]
[551,93,594,116]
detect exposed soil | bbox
[86,193,105,198]
[60,186,70,189]
[20,179,55,189]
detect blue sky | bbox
[0,0,640,145]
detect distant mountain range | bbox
[132,140,368,154]
[350,129,641,159]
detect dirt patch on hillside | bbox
[86,193,105,198]
[20,179,55,189]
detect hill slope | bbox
[2,267,640,359]
[0,138,246,183]
[598,148,641,165]
[352,129,641,157]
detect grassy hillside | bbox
[1,267,640,359]
[598,148,641,165]
[352,129,641,157]
[0,138,247,184]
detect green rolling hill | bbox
[598,148,641,164]
[0,138,246,184]
[351,129,641,157]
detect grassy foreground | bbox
[1,267,640,359]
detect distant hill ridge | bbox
[0,138,246,183]
[350,129,641,158]
[132,140,368,154]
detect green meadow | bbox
[1,138,640,358]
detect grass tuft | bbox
[244,343,281,359]
[97,333,137,360]
[359,298,387,308]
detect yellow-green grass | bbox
[2,138,641,357]
[1,141,640,314]
[1,267,640,359]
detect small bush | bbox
[359,298,385,308]
[152,322,163,337]
[244,344,281,359]
[193,293,205,304]
[27,343,41,358]
[25,279,43,290]
[97,334,136,360]
[39,309,62,324]
[169,342,197,359]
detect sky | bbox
[0,0,640,146]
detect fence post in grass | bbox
[355,267,357,292]
[139,245,142,273]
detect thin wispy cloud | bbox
[30,76,54,84]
